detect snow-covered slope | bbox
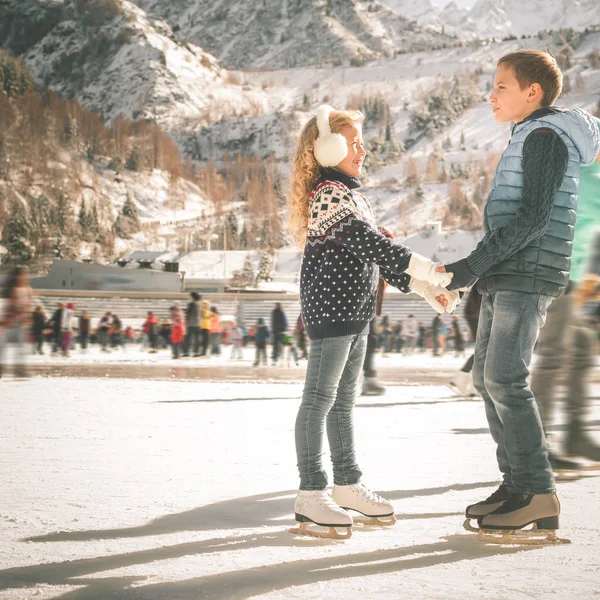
[1,0,270,128]
[133,0,456,69]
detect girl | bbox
[290,105,458,537]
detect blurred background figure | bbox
[184,291,202,357]
[32,305,47,355]
[295,315,308,360]
[209,306,222,355]
[531,130,600,470]
[270,302,288,365]
[61,302,75,357]
[170,310,185,359]
[450,287,482,397]
[281,330,299,366]
[253,317,270,367]
[50,302,64,355]
[143,311,159,353]
[97,312,111,352]
[79,310,91,353]
[229,322,243,360]
[402,314,419,355]
[451,315,465,357]
[0,266,32,378]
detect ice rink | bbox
[1,375,599,599]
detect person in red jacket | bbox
[170,314,185,359]
[143,312,159,353]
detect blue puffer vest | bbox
[478,108,600,298]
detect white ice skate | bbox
[332,483,396,526]
[290,490,353,539]
[450,371,477,397]
[362,377,386,396]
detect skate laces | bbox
[355,483,386,505]
[484,485,512,504]
[320,492,344,510]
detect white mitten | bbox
[409,278,445,314]
[405,252,453,287]
[429,285,461,315]
[409,279,461,315]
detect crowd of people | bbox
[0,269,476,377]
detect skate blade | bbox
[289,521,352,540]
[575,464,600,472]
[477,524,571,546]
[354,514,397,527]
[463,518,480,533]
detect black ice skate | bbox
[463,484,512,532]
[476,493,570,545]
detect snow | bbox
[1,374,599,599]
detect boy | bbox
[441,50,600,537]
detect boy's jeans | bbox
[295,333,367,490]
[473,291,555,495]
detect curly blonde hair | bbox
[288,109,364,244]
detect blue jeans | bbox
[295,333,367,490]
[473,291,555,495]
[0,322,28,367]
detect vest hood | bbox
[515,108,600,166]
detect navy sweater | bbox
[300,168,413,340]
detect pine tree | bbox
[125,148,140,171]
[242,252,255,286]
[442,135,452,151]
[115,194,140,239]
[256,251,273,283]
[122,195,137,220]
[460,131,466,151]
[91,203,100,235]
[226,211,238,249]
[55,194,69,234]
[3,201,33,263]
[239,221,248,249]
[79,199,89,231]
[302,93,311,111]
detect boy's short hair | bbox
[498,50,563,107]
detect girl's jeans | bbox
[295,333,367,490]
[473,291,555,495]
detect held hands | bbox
[409,278,462,315]
[405,252,453,287]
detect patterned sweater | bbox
[300,168,413,340]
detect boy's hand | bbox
[437,260,478,291]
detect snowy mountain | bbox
[0,0,270,128]
[132,0,457,69]
[380,0,600,39]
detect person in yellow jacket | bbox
[200,300,212,356]
[209,307,222,356]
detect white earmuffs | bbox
[313,105,348,167]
